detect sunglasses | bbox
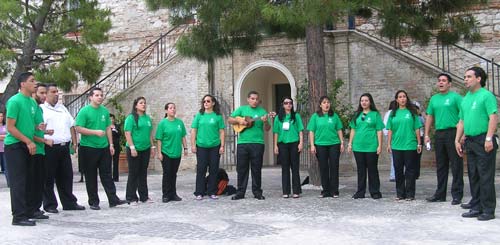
[203,100,212,103]
[361,113,367,121]
[283,101,293,105]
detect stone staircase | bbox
[65,24,189,116]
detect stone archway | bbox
[234,60,297,166]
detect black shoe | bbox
[352,193,365,199]
[162,197,171,203]
[12,219,36,226]
[477,213,495,221]
[63,204,86,211]
[451,199,461,205]
[171,195,182,201]
[371,193,382,199]
[89,204,101,210]
[254,195,265,200]
[426,196,446,202]
[462,210,481,218]
[231,194,245,200]
[109,199,128,208]
[460,203,472,209]
[44,208,59,214]
[28,213,49,220]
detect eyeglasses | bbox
[283,101,292,105]
[361,113,367,121]
[203,100,212,103]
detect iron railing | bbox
[65,24,188,116]
[354,10,500,97]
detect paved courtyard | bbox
[0,168,499,244]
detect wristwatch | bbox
[486,136,492,142]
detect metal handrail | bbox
[65,24,188,115]
[354,8,500,97]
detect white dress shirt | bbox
[41,102,75,144]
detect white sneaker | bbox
[195,195,203,200]
[209,195,218,200]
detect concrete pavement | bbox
[0,168,499,244]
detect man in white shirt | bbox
[41,84,85,213]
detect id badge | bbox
[282,122,290,131]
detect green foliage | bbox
[296,78,354,137]
[378,0,486,45]
[0,0,112,94]
[328,79,354,137]
[108,96,127,150]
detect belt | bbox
[53,142,70,146]
[436,127,456,132]
[465,133,487,142]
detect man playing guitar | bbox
[228,91,274,200]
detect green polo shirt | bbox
[459,88,497,136]
[191,112,225,148]
[349,111,384,152]
[386,108,422,150]
[426,91,462,130]
[4,93,38,145]
[307,112,343,146]
[155,118,186,158]
[124,114,153,151]
[34,106,45,155]
[75,104,111,148]
[231,105,268,144]
[273,113,304,144]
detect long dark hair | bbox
[131,96,146,126]
[164,102,175,118]
[316,95,334,117]
[352,93,378,126]
[277,96,296,123]
[199,94,221,115]
[390,90,418,117]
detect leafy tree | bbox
[146,0,487,184]
[0,0,112,108]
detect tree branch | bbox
[8,14,31,30]
[24,0,36,29]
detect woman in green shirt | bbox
[273,96,304,198]
[191,95,225,200]
[347,93,384,199]
[307,96,344,198]
[155,102,188,203]
[124,96,155,204]
[386,90,422,201]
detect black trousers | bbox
[236,144,265,197]
[392,149,418,198]
[161,153,181,199]
[43,144,78,210]
[353,151,381,197]
[315,144,341,196]
[194,145,220,196]
[465,134,497,215]
[26,154,45,216]
[126,147,151,202]
[433,128,464,200]
[5,142,33,220]
[112,146,121,181]
[79,146,120,206]
[278,142,301,195]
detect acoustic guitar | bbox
[232,112,276,133]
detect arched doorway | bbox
[235,60,297,166]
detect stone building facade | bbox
[68,0,500,170]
